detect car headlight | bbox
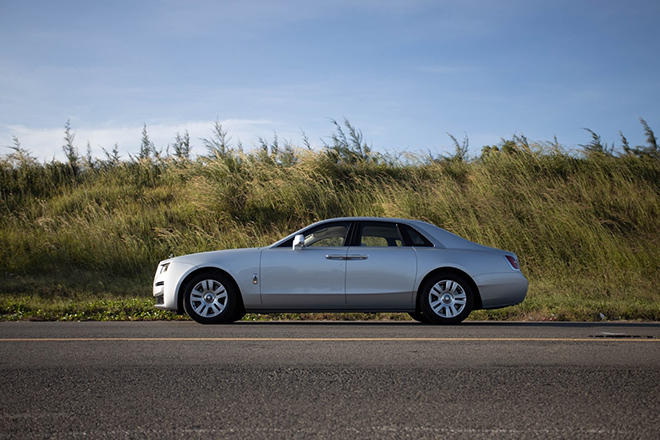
[159,262,170,274]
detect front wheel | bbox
[408,312,432,324]
[183,272,242,324]
[419,273,474,324]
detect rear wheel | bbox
[183,272,242,324]
[419,272,474,324]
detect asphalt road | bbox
[1,321,659,439]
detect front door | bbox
[259,221,351,308]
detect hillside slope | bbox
[1,130,659,320]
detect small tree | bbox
[640,118,659,159]
[6,136,36,166]
[580,128,614,157]
[62,119,80,171]
[102,143,122,165]
[618,118,658,160]
[323,118,376,165]
[201,120,232,158]
[445,132,470,162]
[172,131,191,160]
[82,140,96,170]
[139,123,154,160]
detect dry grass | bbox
[1,124,659,321]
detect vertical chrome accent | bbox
[253,273,258,284]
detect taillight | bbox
[505,255,519,270]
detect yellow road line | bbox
[0,337,658,342]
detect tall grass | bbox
[1,121,659,320]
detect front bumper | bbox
[152,260,195,311]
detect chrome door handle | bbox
[325,254,345,260]
[326,254,368,260]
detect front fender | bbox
[153,248,263,312]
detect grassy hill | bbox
[1,121,659,321]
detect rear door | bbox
[345,221,417,308]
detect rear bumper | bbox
[474,272,528,309]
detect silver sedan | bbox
[153,217,528,324]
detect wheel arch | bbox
[415,267,483,311]
[176,267,244,314]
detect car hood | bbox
[166,247,263,266]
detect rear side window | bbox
[359,222,403,247]
[399,224,433,247]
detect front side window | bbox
[276,222,351,248]
[304,223,350,247]
[359,222,403,247]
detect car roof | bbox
[269,217,497,251]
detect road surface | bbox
[1,321,659,439]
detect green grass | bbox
[1,122,659,321]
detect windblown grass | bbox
[1,122,659,321]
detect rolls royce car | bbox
[153,217,527,324]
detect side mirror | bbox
[292,234,305,251]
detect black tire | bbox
[183,272,241,324]
[408,311,433,324]
[419,272,474,324]
[229,309,246,322]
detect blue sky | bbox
[1,0,659,160]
